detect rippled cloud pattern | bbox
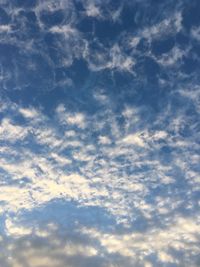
[0,0,200,266]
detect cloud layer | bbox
[0,0,200,266]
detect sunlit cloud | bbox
[0,0,200,266]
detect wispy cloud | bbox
[0,1,200,266]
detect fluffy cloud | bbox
[81,215,200,265]
[122,132,146,147]
[0,118,28,142]
[0,1,200,266]
[56,104,87,129]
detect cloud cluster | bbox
[1,213,200,267]
[0,0,200,266]
[0,0,199,93]
[0,91,199,221]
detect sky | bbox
[0,0,200,266]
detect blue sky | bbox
[0,0,200,266]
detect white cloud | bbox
[152,130,167,140]
[129,37,140,48]
[0,118,28,142]
[81,215,200,263]
[86,43,134,73]
[191,26,200,41]
[0,98,199,232]
[63,243,97,257]
[66,113,86,128]
[0,2,199,266]
[122,132,146,147]
[93,90,108,103]
[85,3,101,17]
[35,0,74,14]
[108,44,135,72]
[158,251,175,263]
[98,135,111,145]
[51,152,72,165]
[19,107,40,119]
[50,25,77,36]
[141,12,182,40]
[0,25,11,33]
[56,104,86,128]
[0,221,105,267]
[157,46,186,66]
[5,217,32,237]
[35,127,63,148]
